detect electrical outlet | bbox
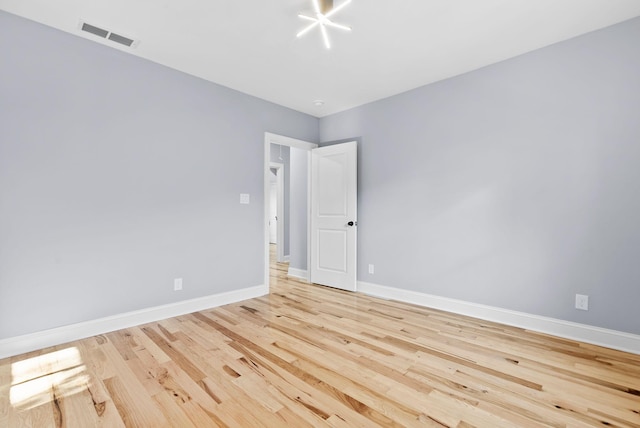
[174,278,183,291]
[368,264,374,274]
[575,294,589,311]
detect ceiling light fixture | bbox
[297,0,352,49]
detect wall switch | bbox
[368,264,374,274]
[174,278,183,291]
[240,193,250,204]
[575,294,589,311]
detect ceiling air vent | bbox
[108,32,135,47]
[79,21,139,48]
[81,22,108,38]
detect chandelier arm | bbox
[296,21,320,38]
[298,14,317,22]
[312,0,322,15]
[324,20,352,31]
[320,23,331,49]
[325,0,352,19]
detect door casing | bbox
[269,162,284,260]
[263,133,317,287]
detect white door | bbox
[310,141,357,291]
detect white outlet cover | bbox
[240,193,250,204]
[174,278,183,291]
[575,294,589,311]
[368,264,374,274]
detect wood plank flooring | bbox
[1,246,640,427]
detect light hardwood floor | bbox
[1,246,640,427]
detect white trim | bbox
[306,149,313,284]
[357,281,640,355]
[265,132,317,151]
[264,132,317,290]
[288,267,309,281]
[269,162,285,262]
[0,284,267,360]
[283,255,290,263]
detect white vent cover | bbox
[78,21,139,48]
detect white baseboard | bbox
[357,281,640,355]
[288,267,308,281]
[283,255,290,263]
[0,284,267,360]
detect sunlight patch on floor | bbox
[10,347,89,410]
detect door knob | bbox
[347,221,357,227]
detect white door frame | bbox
[263,132,317,288]
[269,162,285,262]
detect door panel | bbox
[318,154,348,216]
[310,141,357,291]
[317,230,347,272]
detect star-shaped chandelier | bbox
[296,0,352,49]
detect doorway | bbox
[263,133,317,288]
[264,133,358,292]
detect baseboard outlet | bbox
[287,267,308,281]
[357,281,640,355]
[0,284,267,360]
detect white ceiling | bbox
[2,0,640,117]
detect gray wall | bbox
[3,9,638,340]
[289,147,309,271]
[320,17,640,335]
[269,144,290,256]
[0,11,317,339]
